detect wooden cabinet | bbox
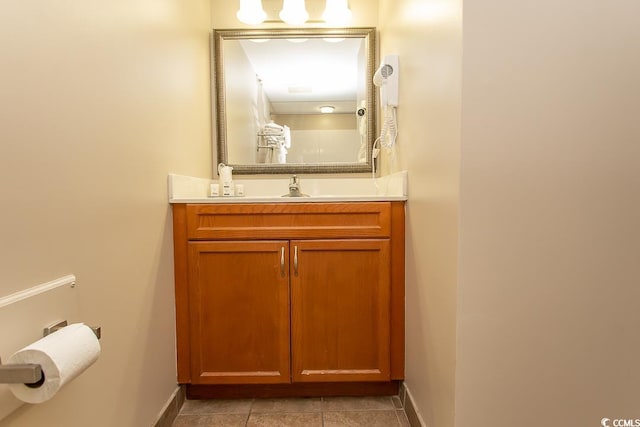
[172,202,405,397]
[291,239,390,383]
[188,241,290,384]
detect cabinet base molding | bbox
[186,381,401,399]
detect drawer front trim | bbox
[186,203,391,240]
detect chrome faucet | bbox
[283,175,309,197]
[289,175,300,194]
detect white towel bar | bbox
[0,275,75,309]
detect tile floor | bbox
[172,395,411,427]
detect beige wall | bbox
[457,0,640,426]
[378,0,461,426]
[0,1,211,426]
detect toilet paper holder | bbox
[0,320,101,385]
[43,320,101,340]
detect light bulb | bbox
[280,0,309,25]
[320,106,335,113]
[322,0,352,25]
[237,0,266,25]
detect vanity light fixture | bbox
[319,106,335,113]
[237,0,267,25]
[237,0,351,26]
[279,0,309,25]
[322,0,352,25]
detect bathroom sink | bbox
[168,171,408,203]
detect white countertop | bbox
[172,195,408,204]
[168,171,408,204]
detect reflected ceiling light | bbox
[280,0,309,25]
[322,0,352,25]
[320,106,335,113]
[236,0,266,25]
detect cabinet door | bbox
[188,241,290,384]
[291,239,391,382]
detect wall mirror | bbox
[213,27,376,174]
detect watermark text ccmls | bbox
[601,418,640,427]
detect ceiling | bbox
[238,37,363,114]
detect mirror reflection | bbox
[214,28,376,174]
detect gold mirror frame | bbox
[213,27,376,174]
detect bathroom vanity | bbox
[169,174,406,398]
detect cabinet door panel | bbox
[188,241,290,384]
[291,239,390,382]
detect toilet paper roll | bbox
[8,323,101,403]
